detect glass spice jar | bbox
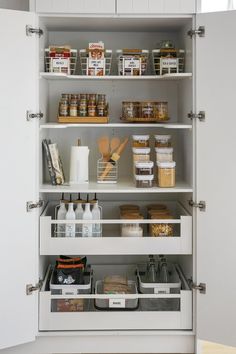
[122,101,139,119]
[88,105,96,117]
[69,99,78,117]
[157,161,176,187]
[154,135,171,147]
[132,135,150,148]
[97,94,106,103]
[140,101,154,119]
[59,99,69,116]
[156,102,168,121]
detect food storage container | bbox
[149,214,174,237]
[122,101,140,119]
[140,101,156,119]
[135,175,154,188]
[121,213,143,237]
[95,280,139,310]
[135,161,154,175]
[132,135,150,148]
[132,148,151,164]
[157,161,176,187]
[156,102,169,121]
[154,135,171,147]
[155,147,173,162]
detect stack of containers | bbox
[154,135,176,188]
[132,135,154,188]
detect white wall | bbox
[0,0,29,11]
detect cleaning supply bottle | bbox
[57,201,67,237]
[82,195,93,237]
[65,202,76,237]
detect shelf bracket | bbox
[189,199,206,212]
[27,111,43,121]
[26,280,43,295]
[188,111,205,122]
[26,200,44,212]
[187,26,205,38]
[26,25,43,37]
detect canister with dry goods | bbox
[132,148,151,164]
[149,214,174,237]
[135,161,154,175]
[155,147,173,162]
[156,102,168,121]
[121,214,143,237]
[154,135,171,147]
[135,175,154,188]
[157,161,176,187]
[140,101,155,119]
[122,101,139,119]
[132,135,150,148]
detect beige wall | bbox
[201,341,236,354]
[0,0,29,11]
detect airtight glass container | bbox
[155,147,173,162]
[135,161,154,175]
[157,161,176,187]
[132,135,150,148]
[135,175,154,188]
[154,135,171,148]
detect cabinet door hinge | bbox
[27,111,43,121]
[26,200,44,212]
[26,280,43,295]
[189,280,206,294]
[189,199,206,211]
[26,25,43,37]
[187,26,205,38]
[188,111,205,122]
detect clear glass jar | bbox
[149,214,174,237]
[135,161,154,175]
[88,105,96,117]
[157,161,176,187]
[154,135,171,147]
[135,175,154,188]
[156,102,168,121]
[132,135,150,148]
[69,99,78,117]
[155,147,173,162]
[59,99,69,116]
[140,101,154,118]
[122,101,139,119]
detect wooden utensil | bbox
[110,137,120,154]
[97,136,110,161]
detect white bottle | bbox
[82,203,93,237]
[57,202,67,237]
[75,203,84,236]
[92,201,101,236]
[65,203,76,237]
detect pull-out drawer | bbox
[40,201,192,255]
[39,264,192,331]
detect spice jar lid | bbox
[154,135,171,140]
[157,161,176,168]
[135,175,154,181]
[135,161,154,168]
[132,135,150,141]
[132,147,151,154]
[155,147,173,153]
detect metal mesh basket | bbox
[116,49,149,76]
[79,49,112,76]
[152,49,185,75]
[44,48,78,75]
[97,158,118,184]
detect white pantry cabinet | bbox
[0,7,236,354]
[117,0,196,14]
[34,0,116,14]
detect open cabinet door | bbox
[196,11,236,348]
[0,9,38,349]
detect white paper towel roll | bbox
[69,146,89,184]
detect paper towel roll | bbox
[69,146,89,184]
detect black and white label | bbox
[109,298,125,308]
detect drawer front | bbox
[117,0,195,13]
[36,0,115,13]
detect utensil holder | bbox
[97,158,118,184]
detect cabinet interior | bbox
[37,15,195,331]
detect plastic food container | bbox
[157,161,176,187]
[95,280,138,310]
[149,214,174,237]
[132,135,150,148]
[135,161,154,175]
[154,135,171,147]
[133,148,151,163]
[135,175,154,188]
[155,147,173,162]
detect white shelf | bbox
[40,180,193,193]
[40,122,192,129]
[40,72,192,81]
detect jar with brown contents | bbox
[154,135,171,148]
[135,161,154,175]
[149,214,174,237]
[157,161,176,187]
[59,99,69,116]
[140,101,155,119]
[69,99,78,117]
[132,135,150,148]
[156,102,168,121]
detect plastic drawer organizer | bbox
[39,264,192,331]
[40,201,192,255]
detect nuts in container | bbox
[148,207,174,237]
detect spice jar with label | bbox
[59,99,69,116]
[157,102,168,121]
[140,101,155,119]
[135,161,154,175]
[135,175,154,188]
[69,99,78,117]
[132,135,150,148]
[157,161,176,187]
[155,147,173,162]
[122,101,139,119]
[154,135,171,147]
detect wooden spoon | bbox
[97,136,110,161]
[110,137,120,155]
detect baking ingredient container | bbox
[132,135,150,148]
[155,147,173,162]
[154,135,171,147]
[135,174,154,188]
[135,161,154,175]
[157,161,176,187]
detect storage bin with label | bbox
[117,49,149,76]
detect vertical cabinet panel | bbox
[36,0,115,13]
[149,0,164,13]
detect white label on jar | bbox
[161,58,178,68]
[52,58,70,68]
[109,299,125,308]
[124,58,140,69]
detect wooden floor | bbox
[201,341,236,354]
